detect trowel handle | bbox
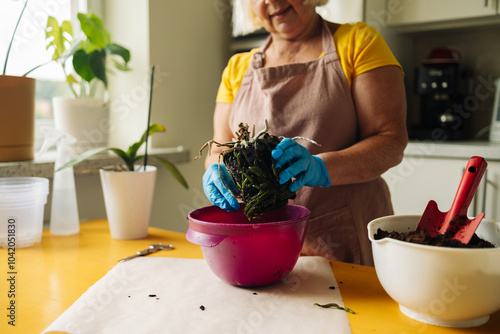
[448,156,487,217]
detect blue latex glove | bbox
[272,138,331,192]
[203,164,239,212]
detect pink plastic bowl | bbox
[187,204,310,287]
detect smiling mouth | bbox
[269,6,292,18]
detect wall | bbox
[146,0,232,232]
[72,0,232,233]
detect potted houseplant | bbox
[45,12,131,153]
[0,0,36,162]
[57,123,188,240]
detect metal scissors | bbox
[118,243,174,262]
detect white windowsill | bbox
[0,146,190,178]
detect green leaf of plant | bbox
[89,49,107,87]
[108,148,134,171]
[127,124,166,159]
[313,303,355,314]
[135,155,189,189]
[112,59,131,72]
[72,49,94,83]
[66,74,78,84]
[77,12,110,48]
[55,147,109,172]
[108,43,131,64]
[45,16,73,61]
[55,147,133,173]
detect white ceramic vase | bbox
[99,165,157,240]
[52,97,109,154]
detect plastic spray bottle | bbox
[38,126,80,235]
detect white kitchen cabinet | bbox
[386,0,498,26]
[383,156,500,221]
[317,0,364,23]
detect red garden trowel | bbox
[416,156,488,244]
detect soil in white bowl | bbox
[374,228,495,248]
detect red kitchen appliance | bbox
[412,47,474,141]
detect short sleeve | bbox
[334,22,403,87]
[350,23,402,77]
[216,64,234,104]
[215,50,256,104]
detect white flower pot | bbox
[52,97,109,154]
[99,165,157,240]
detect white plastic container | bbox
[0,177,49,248]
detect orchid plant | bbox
[56,124,189,189]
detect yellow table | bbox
[1,219,499,334]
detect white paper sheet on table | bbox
[43,256,352,334]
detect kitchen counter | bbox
[405,140,500,160]
[1,220,499,333]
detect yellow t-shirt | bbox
[216,22,402,104]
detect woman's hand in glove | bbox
[272,138,331,192]
[202,164,240,212]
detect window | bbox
[0,0,87,150]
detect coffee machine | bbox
[412,47,473,141]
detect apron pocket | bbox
[302,206,361,264]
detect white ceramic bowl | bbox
[368,215,500,328]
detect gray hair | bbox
[232,0,329,37]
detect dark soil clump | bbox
[223,133,296,219]
[374,229,495,248]
[196,120,320,222]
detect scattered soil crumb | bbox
[148,294,157,298]
[200,305,205,311]
[329,286,335,290]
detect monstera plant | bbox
[45,12,130,97]
[43,12,132,152]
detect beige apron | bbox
[230,19,393,266]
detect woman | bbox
[203,0,407,266]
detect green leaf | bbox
[313,303,355,314]
[45,16,73,61]
[135,155,189,189]
[77,12,110,48]
[108,43,131,64]
[66,74,79,84]
[89,49,107,87]
[107,148,134,171]
[72,49,94,83]
[55,147,109,172]
[127,124,166,159]
[55,147,134,173]
[112,59,131,72]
